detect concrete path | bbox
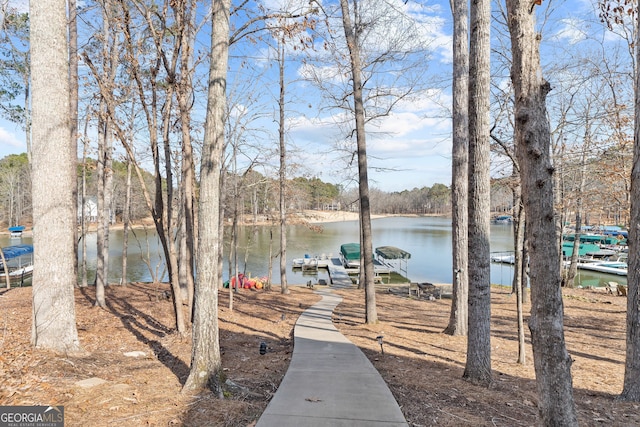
[256,289,408,427]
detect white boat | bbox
[0,244,34,286]
[340,243,361,268]
[8,225,25,238]
[493,215,513,224]
[292,254,331,269]
[491,254,515,264]
[577,260,627,276]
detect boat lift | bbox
[374,246,411,278]
[0,244,34,288]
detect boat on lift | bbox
[0,244,34,286]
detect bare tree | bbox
[0,154,30,226]
[69,0,79,287]
[505,0,578,423]
[338,0,377,323]
[82,0,204,333]
[121,154,132,285]
[95,0,119,307]
[29,0,81,352]
[183,0,230,393]
[512,178,526,364]
[463,0,492,386]
[621,0,640,402]
[444,0,469,337]
[277,29,289,295]
[173,0,199,316]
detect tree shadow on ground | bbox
[79,284,190,385]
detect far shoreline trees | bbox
[0,153,630,228]
[0,155,460,226]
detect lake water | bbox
[1,216,625,288]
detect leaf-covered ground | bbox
[1,282,638,426]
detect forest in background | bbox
[0,152,457,227]
[0,147,627,229]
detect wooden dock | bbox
[295,255,394,289]
[326,258,354,288]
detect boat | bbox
[8,225,26,238]
[491,254,515,264]
[292,254,331,269]
[0,244,34,286]
[492,215,513,224]
[340,243,408,276]
[577,260,627,276]
[300,257,319,272]
[561,242,602,258]
[340,243,361,269]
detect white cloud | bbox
[260,0,314,13]
[297,62,347,86]
[0,125,26,158]
[553,18,588,45]
[0,126,22,148]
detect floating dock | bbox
[293,245,411,288]
[293,256,392,288]
[326,258,353,288]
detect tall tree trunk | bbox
[621,9,640,402]
[444,0,469,337]
[506,0,578,423]
[564,127,590,288]
[268,228,274,291]
[30,0,81,352]
[278,36,289,295]
[121,156,132,285]
[96,1,118,307]
[96,109,113,306]
[231,165,239,310]
[80,119,89,288]
[339,0,377,323]
[120,0,186,334]
[159,82,186,333]
[176,0,197,317]
[463,0,492,386]
[183,0,230,393]
[96,99,107,301]
[69,0,79,286]
[512,185,526,364]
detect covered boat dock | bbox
[1,244,34,287]
[374,246,411,277]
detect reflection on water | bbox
[0,216,623,288]
[574,270,626,288]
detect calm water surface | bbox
[1,216,624,288]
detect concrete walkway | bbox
[256,288,408,427]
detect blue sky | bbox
[0,0,628,192]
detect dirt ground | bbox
[1,282,638,426]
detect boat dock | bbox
[293,256,393,288]
[326,258,354,288]
[293,245,412,288]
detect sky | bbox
[0,0,624,193]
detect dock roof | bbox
[375,246,411,260]
[2,244,33,260]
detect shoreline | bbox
[0,211,439,236]
[294,210,405,224]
